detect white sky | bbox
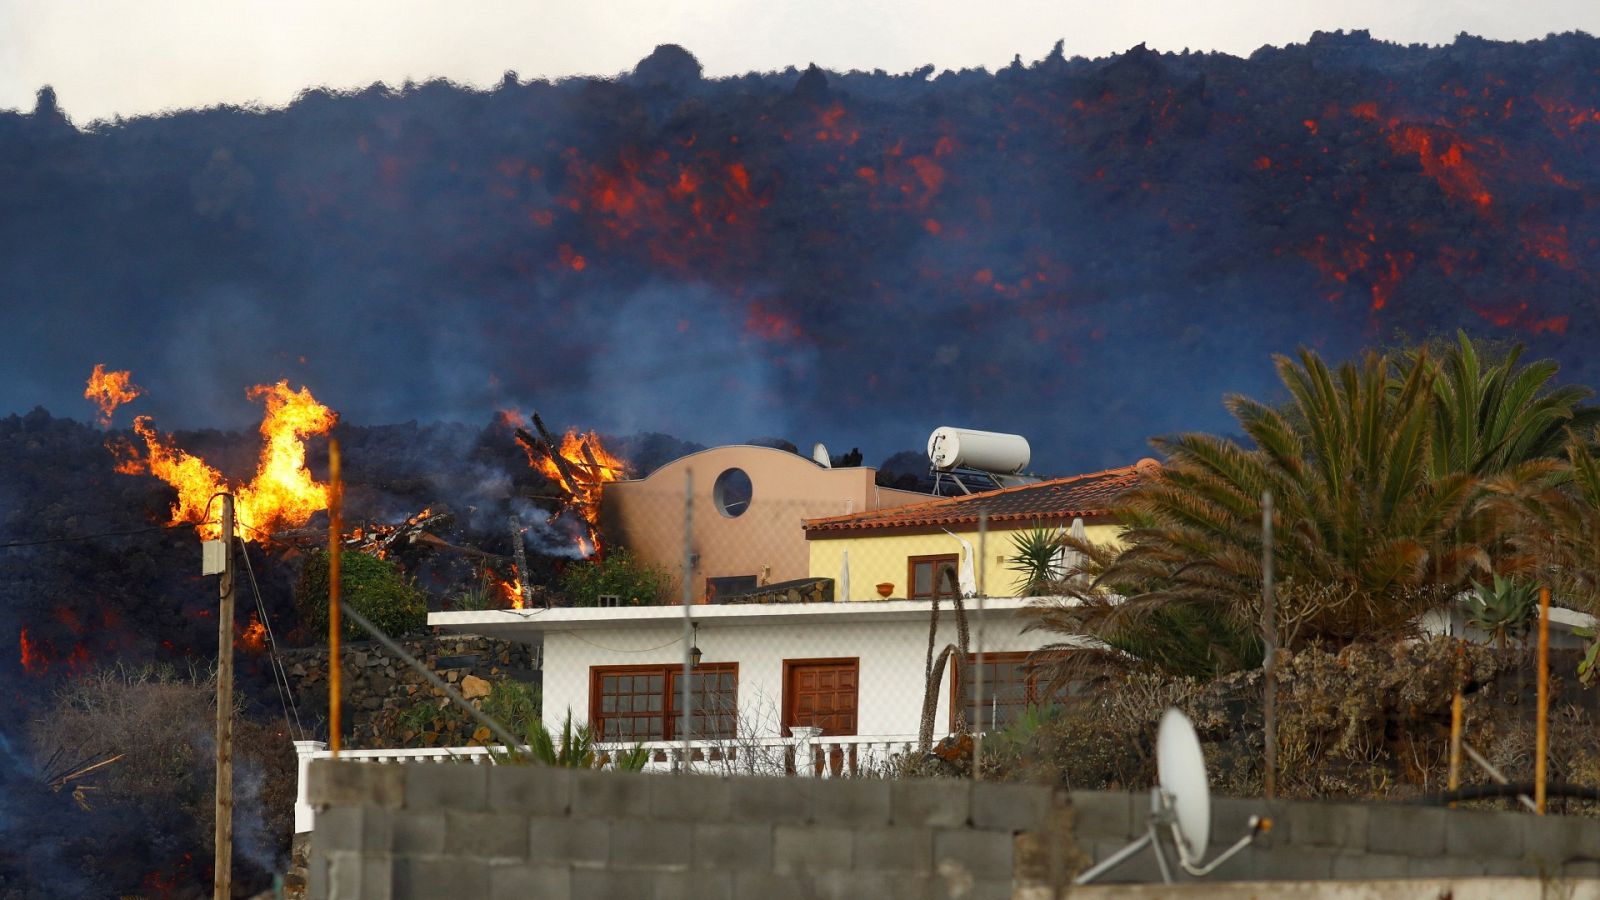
[2,1,1597,123]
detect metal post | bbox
[681,470,694,771]
[328,439,342,756]
[1261,490,1277,800]
[1536,583,1550,815]
[213,493,235,900]
[1447,642,1464,808]
[973,511,986,781]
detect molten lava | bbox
[84,364,142,427]
[115,375,338,540]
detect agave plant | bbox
[1464,574,1539,648]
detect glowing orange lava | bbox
[115,375,337,540]
[84,364,142,427]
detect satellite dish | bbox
[812,443,832,468]
[1075,707,1266,885]
[1156,708,1210,860]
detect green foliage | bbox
[560,547,674,607]
[1029,334,1593,685]
[493,709,648,771]
[451,583,497,612]
[1405,330,1598,479]
[1007,525,1064,595]
[1465,575,1539,648]
[481,680,541,736]
[294,549,427,641]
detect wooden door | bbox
[784,658,859,735]
[783,659,858,775]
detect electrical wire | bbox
[560,631,684,654]
[237,534,306,741]
[0,523,194,549]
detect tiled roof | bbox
[803,459,1158,535]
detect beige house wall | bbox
[598,445,929,603]
[806,523,1123,600]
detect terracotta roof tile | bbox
[804,459,1158,534]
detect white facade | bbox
[430,598,1056,739]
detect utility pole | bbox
[1261,490,1277,800]
[213,494,235,900]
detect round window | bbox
[713,468,753,518]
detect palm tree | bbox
[1028,347,1488,685]
[1408,331,1597,480]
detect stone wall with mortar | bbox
[282,636,539,749]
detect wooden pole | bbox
[328,439,343,757]
[973,512,986,783]
[213,494,235,900]
[1535,583,1550,815]
[1447,642,1464,809]
[1261,490,1277,800]
[680,469,694,771]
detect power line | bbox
[237,535,306,742]
[0,523,195,549]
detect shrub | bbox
[294,549,427,641]
[482,679,541,735]
[559,547,674,607]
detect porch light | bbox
[690,623,703,667]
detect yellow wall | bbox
[806,524,1122,600]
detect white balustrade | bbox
[294,732,924,831]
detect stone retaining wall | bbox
[283,636,538,748]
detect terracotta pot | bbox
[876,582,894,598]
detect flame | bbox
[512,419,626,556]
[236,614,267,654]
[493,568,526,609]
[117,376,337,540]
[84,364,141,427]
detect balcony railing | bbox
[294,730,922,832]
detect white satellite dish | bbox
[1075,708,1268,885]
[812,442,832,468]
[1157,707,1211,860]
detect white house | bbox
[431,596,1062,760]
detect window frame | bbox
[908,553,961,602]
[948,651,1062,731]
[589,662,739,742]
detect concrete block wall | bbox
[306,761,1087,900]
[1070,790,1600,882]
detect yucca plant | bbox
[1007,525,1064,595]
[1464,574,1539,648]
[493,709,648,771]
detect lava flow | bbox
[510,412,627,556]
[83,365,141,427]
[107,372,338,540]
